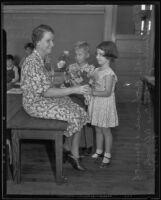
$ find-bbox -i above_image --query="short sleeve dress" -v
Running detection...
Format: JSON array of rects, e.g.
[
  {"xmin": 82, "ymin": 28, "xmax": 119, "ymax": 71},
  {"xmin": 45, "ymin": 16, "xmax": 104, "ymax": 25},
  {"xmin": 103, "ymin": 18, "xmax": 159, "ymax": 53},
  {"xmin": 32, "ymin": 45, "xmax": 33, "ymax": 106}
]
[
  {"xmin": 20, "ymin": 50, "xmax": 89, "ymax": 137},
  {"xmin": 88, "ymin": 67, "xmax": 119, "ymax": 128}
]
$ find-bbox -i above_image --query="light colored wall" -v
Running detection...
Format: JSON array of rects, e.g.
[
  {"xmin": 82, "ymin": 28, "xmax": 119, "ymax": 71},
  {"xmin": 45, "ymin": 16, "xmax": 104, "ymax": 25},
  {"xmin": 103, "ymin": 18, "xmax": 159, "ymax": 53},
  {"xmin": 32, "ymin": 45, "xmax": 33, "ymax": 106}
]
[{"xmin": 3, "ymin": 5, "xmax": 106, "ymax": 68}]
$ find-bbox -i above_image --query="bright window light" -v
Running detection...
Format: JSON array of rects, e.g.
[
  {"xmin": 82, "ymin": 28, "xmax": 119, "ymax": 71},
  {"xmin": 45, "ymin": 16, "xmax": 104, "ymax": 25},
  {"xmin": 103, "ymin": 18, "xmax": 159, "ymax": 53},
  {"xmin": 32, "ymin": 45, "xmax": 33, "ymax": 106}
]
[
  {"xmin": 150, "ymin": 5, "xmax": 153, "ymax": 10},
  {"xmin": 141, "ymin": 5, "xmax": 146, "ymax": 10},
  {"xmin": 141, "ymin": 20, "xmax": 145, "ymax": 31},
  {"xmin": 148, "ymin": 20, "xmax": 151, "ymax": 30}
]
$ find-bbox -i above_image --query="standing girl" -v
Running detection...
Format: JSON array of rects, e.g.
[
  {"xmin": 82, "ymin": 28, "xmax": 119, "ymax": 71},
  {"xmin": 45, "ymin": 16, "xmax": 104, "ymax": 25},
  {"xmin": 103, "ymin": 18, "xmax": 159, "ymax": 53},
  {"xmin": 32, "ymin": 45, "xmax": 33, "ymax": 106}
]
[{"xmin": 88, "ymin": 41, "xmax": 119, "ymax": 168}]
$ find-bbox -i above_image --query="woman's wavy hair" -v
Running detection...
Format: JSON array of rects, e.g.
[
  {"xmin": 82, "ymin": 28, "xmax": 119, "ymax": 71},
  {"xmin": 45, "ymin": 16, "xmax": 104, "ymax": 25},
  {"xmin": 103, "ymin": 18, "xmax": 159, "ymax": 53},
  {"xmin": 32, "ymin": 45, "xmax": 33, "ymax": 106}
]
[{"xmin": 32, "ymin": 24, "xmax": 55, "ymax": 47}]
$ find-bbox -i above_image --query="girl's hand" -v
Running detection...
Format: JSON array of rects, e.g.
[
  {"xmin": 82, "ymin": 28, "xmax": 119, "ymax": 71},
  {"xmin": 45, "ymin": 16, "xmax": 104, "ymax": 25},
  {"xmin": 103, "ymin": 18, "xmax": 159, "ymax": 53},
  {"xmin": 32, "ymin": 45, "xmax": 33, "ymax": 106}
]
[{"xmin": 73, "ymin": 85, "xmax": 91, "ymax": 94}]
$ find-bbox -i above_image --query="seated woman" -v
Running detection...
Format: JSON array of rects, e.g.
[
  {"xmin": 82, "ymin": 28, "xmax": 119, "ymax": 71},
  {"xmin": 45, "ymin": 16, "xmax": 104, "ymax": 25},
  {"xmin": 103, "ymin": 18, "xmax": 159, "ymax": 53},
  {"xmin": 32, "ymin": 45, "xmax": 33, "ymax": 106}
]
[
  {"xmin": 7, "ymin": 54, "xmax": 19, "ymax": 85},
  {"xmin": 20, "ymin": 24, "xmax": 91, "ymax": 171}
]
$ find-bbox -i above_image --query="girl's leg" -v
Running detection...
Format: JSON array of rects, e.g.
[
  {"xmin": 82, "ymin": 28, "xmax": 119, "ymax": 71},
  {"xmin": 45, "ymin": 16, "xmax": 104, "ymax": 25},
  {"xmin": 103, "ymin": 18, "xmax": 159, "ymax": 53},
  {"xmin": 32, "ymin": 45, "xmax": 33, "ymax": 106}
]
[
  {"xmin": 101, "ymin": 127, "xmax": 112, "ymax": 164},
  {"xmin": 92, "ymin": 126, "xmax": 104, "ymax": 158},
  {"xmin": 102, "ymin": 127, "xmax": 112, "ymax": 154}
]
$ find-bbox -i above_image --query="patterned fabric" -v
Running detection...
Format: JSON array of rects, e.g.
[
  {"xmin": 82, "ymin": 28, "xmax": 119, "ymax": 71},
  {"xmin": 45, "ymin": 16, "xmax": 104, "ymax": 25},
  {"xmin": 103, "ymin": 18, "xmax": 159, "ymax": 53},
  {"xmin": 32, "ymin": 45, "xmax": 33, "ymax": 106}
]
[
  {"xmin": 20, "ymin": 50, "xmax": 89, "ymax": 137},
  {"xmin": 67, "ymin": 62, "xmax": 95, "ymax": 86},
  {"xmin": 88, "ymin": 67, "xmax": 119, "ymax": 128},
  {"xmin": 67, "ymin": 63, "xmax": 95, "ymax": 105}
]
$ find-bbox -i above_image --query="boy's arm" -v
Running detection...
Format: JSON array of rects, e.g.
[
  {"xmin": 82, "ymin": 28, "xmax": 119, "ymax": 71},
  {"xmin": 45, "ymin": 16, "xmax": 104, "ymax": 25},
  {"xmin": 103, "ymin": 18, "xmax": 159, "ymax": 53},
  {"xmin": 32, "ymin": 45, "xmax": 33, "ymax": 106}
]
[{"xmin": 12, "ymin": 66, "xmax": 19, "ymax": 83}]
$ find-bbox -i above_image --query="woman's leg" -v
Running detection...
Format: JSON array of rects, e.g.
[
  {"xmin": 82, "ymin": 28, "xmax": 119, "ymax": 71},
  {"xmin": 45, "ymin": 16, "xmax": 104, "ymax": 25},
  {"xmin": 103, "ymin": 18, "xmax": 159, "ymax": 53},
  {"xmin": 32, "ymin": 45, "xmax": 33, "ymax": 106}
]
[
  {"xmin": 63, "ymin": 136, "xmax": 72, "ymax": 151},
  {"xmin": 71, "ymin": 131, "xmax": 82, "ymax": 158},
  {"xmin": 68, "ymin": 130, "xmax": 86, "ymax": 171}
]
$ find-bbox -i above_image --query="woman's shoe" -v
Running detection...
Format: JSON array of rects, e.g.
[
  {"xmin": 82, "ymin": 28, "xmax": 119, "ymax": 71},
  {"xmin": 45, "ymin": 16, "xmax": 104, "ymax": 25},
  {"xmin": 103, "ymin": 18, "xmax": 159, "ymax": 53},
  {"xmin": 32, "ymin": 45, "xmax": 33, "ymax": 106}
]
[
  {"xmin": 67, "ymin": 153, "xmax": 86, "ymax": 171},
  {"xmin": 100, "ymin": 156, "xmax": 111, "ymax": 168}
]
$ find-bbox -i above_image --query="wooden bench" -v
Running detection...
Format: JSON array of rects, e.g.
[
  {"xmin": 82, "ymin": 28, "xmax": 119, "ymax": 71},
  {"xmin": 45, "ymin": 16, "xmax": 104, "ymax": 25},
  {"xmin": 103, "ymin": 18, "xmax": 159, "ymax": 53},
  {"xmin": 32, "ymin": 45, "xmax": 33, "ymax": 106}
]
[{"xmin": 7, "ymin": 107, "xmax": 68, "ymax": 184}]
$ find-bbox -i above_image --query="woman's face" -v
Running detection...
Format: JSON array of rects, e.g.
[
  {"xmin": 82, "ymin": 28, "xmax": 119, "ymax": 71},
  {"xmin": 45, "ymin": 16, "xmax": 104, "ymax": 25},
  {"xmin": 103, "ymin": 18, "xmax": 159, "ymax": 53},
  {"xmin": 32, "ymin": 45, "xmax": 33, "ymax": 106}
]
[
  {"xmin": 37, "ymin": 31, "xmax": 55, "ymax": 55},
  {"xmin": 96, "ymin": 48, "xmax": 108, "ymax": 66}
]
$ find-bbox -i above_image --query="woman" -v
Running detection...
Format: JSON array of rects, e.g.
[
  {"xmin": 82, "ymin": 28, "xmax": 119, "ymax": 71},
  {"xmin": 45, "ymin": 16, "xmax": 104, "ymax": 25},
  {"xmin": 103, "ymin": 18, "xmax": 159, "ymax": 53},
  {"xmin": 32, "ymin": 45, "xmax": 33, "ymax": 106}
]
[{"xmin": 20, "ymin": 24, "xmax": 90, "ymax": 171}]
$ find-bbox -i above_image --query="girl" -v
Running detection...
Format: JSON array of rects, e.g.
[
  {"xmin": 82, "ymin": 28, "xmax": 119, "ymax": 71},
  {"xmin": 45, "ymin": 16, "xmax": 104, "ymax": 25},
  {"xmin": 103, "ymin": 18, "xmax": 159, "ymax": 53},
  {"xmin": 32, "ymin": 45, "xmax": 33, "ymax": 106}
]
[{"xmin": 88, "ymin": 41, "xmax": 119, "ymax": 168}]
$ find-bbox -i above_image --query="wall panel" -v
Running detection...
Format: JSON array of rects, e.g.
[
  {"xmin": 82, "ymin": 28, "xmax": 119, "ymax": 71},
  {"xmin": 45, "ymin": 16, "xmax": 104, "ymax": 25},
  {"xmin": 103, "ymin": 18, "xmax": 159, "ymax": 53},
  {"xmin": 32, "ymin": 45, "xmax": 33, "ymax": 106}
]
[{"xmin": 3, "ymin": 7, "xmax": 104, "ymax": 67}]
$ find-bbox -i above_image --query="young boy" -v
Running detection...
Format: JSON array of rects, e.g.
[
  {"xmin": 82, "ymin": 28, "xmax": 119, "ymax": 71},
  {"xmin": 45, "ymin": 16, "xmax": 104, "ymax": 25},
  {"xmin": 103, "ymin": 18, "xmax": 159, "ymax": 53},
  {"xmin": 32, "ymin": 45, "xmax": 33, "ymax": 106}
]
[
  {"xmin": 7, "ymin": 54, "xmax": 19, "ymax": 84},
  {"xmin": 67, "ymin": 41, "xmax": 95, "ymax": 86},
  {"xmin": 66, "ymin": 41, "xmax": 95, "ymax": 156}
]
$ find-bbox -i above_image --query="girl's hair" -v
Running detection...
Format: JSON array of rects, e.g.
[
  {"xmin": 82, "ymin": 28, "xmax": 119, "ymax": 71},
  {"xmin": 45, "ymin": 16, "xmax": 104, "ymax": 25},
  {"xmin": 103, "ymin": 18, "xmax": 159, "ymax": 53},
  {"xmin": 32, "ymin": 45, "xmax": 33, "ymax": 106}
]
[
  {"xmin": 7, "ymin": 54, "xmax": 14, "ymax": 61},
  {"xmin": 74, "ymin": 41, "xmax": 90, "ymax": 54},
  {"xmin": 32, "ymin": 24, "xmax": 55, "ymax": 47},
  {"xmin": 24, "ymin": 42, "xmax": 34, "ymax": 50},
  {"xmin": 97, "ymin": 41, "xmax": 118, "ymax": 61}
]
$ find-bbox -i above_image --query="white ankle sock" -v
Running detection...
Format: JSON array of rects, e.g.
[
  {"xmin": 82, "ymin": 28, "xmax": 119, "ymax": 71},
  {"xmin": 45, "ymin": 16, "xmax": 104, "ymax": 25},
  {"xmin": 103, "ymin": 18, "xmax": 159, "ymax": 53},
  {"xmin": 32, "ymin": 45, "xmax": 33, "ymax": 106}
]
[
  {"xmin": 91, "ymin": 149, "xmax": 103, "ymax": 158},
  {"xmin": 102, "ymin": 152, "xmax": 111, "ymax": 163},
  {"xmin": 104, "ymin": 152, "xmax": 111, "ymax": 158}
]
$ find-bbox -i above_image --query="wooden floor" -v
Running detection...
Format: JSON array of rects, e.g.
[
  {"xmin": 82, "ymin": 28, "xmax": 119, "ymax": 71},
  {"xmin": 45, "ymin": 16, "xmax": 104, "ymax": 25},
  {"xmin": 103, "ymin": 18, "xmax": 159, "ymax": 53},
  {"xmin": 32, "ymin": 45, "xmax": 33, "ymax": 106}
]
[{"xmin": 6, "ymin": 102, "xmax": 155, "ymax": 195}]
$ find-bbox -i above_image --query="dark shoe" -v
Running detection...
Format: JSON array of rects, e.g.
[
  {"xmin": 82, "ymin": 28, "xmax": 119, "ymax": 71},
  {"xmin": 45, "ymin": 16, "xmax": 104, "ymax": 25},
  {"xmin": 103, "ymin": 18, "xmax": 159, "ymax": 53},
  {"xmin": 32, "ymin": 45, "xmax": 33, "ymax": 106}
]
[
  {"xmin": 91, "ymin": 152, "xmax": 103, "ymax": 163},
  {"xmin": 99, "ymin": 156, "xmax": 111, "ymax": 168},
  {"xmin": 67, "ymin": 154, "xmax": 86, "ymax": 171}
]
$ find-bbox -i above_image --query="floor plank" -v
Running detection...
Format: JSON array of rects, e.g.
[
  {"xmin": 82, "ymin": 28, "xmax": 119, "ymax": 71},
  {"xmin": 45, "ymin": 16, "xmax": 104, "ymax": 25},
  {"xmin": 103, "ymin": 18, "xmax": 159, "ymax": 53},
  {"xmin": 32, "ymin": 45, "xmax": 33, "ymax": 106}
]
[{"xmin": 6, "ymin": 103, "xmax": 155, "ymax": 195}]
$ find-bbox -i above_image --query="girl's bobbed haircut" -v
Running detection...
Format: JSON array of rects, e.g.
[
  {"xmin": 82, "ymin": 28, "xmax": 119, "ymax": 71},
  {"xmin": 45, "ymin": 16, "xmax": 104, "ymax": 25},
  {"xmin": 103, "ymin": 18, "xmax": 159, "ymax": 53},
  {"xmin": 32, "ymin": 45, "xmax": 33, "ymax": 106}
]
[
  {"xmin": 97, "ymin": 41, "xmax": 118, "ymax": 61},
  {"xmin": 32, "ymin": 24, "xmax": 55, "ymax": 47}
]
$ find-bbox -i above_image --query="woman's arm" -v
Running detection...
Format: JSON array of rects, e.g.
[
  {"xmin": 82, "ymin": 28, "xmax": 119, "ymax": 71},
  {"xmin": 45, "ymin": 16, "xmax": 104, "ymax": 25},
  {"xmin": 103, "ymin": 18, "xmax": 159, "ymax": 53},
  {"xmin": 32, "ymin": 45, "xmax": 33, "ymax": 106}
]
[
  {"xmin": 43, "ymin": 85, "xmax": 90, "ymax": 98},
  {"xmin": 92, "ymin": 75, "xmax": 114, "ymax": 97},
  {"xmin": 12, "ymin": 66, "xmax": 19, "ymax": 83}
]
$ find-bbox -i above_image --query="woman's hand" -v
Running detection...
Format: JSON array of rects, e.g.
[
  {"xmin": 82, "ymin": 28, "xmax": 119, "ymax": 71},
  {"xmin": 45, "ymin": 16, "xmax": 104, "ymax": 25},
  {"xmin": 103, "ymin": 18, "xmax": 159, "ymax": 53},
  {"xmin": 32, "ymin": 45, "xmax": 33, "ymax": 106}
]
[{"xmin": 73, "ymin": 84, "xmax": 92, "ymax": 95}]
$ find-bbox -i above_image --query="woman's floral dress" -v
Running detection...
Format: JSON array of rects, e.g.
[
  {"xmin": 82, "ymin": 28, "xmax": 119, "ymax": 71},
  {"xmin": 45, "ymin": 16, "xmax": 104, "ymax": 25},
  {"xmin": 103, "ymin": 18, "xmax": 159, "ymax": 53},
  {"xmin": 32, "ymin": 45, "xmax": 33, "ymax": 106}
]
[{"xmin": 20, "ymin": 50, "xmax": 89, "ymax": 137}]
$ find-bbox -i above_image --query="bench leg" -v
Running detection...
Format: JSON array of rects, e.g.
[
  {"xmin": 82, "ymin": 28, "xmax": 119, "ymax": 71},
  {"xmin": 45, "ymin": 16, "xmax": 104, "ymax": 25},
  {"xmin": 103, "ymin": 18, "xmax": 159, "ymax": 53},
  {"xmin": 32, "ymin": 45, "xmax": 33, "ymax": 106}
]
[
  {"xmin": 12, "ymin": 130, "xmax": 21, "ymax": 184},
  {"xmin": 55, "ymin": 133, "xmax": 67, "ymax": 184},
  {"xmin": 6, "ymin": 144, "xmax": 13, "ymax": 180}
]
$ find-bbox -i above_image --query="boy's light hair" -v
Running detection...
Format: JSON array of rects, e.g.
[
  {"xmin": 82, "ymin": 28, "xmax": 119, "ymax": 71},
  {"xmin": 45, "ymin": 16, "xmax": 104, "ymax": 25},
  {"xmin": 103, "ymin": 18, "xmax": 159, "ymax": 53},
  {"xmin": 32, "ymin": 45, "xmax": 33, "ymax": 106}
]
[{"xmin": 74, "ymin": 41, "xmax": 90, "ymax": 54}]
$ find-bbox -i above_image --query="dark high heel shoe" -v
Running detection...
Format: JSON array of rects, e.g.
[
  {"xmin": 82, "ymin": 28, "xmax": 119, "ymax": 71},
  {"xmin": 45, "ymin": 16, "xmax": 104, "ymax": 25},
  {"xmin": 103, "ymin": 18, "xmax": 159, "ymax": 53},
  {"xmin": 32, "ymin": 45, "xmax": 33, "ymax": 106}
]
[{"xmin": 67, "ymin": 154, "xmax": 86, "ymax": 171}]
